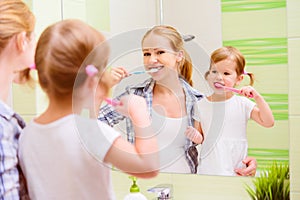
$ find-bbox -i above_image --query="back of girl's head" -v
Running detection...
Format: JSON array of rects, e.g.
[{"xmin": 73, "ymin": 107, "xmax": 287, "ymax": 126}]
[
  {"xmin": 0, "ymin": 0, "xmax": 35, "ymax": 81},
  {"xmin": 35, "ymin": 19, "xmax": 108, "ymax": 99},
  {"xmin": 142, "ymin": 25, "xmax": 193, "ymax": 86},
  {"xmin": 208, "ymin": 46, "xmax": 254, "ymax": 85}
]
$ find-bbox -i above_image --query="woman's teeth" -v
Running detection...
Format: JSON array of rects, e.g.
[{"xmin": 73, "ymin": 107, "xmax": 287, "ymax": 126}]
[{"xmin": 150, "ymin": 66, "xmax": 163, "ymax": 72}]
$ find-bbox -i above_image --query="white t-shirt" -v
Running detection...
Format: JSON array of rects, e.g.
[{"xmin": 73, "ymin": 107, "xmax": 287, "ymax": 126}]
[
  {"xmin": 19, "ymin": 114, "xmax": 120, "ymax": 200},
  {"xmin": 194, "ymin": 95, "xmax": 255, "ymax": 176},
  {"xmin": 151, "ymin": 110, "xmax": 190, "ymax": 173}
]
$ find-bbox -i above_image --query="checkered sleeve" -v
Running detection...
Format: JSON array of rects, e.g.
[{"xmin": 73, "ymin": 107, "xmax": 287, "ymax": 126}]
[
  {"xmin": 98, "ymin": 104, "xmax": 126, "ymax": 127},
  {"xmin": 18, "ymin": 165, "xmax": 30, "ymax": 200},
  {"xmin": 0, "ymin": 109, "xmax": 26, "ymax": 199},
  {"xmin": 98, "ymin": 90, "xmax": 131, "ymax": 127}
]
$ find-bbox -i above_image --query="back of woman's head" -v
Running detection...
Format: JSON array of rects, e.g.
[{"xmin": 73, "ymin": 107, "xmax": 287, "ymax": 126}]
[
  {"xmin": 35, "ymin": 19, "xmax": 107, "ymax": 99},
  {"xmin": 0, "ymin": 0, "xmax": 35, "ymax": 53},
  {"xmin": 0, "ymin": 0, "xmax": 35, "ymax": 82},
  {"xmin": 142, "ymin": 25, "xmax": 193, "ymax": 86},
  {"xmin": 209, "ymin": 46, "xmax": 254, "ymax": 85}
]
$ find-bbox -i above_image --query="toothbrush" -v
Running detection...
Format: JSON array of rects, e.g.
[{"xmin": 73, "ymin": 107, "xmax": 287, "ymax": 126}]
[
  {"xmin": 104, "ymin": 98, "xmax": 121, "ymax": 106},
  {"xmin": 130, "ymin": 68, "xmax": 159, "ymax": 75},
  {"xmin": 215, "ymin": 83, "xmax": 253, "ymax": 98}
]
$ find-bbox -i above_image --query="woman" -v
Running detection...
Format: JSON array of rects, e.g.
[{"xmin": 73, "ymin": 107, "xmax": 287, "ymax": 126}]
[
  {"xmin": 99, "ymin": 25, "xmax": 257, "ymax": 175},
  {"xmin": 0, "ymin": 0, "xmax": 35, "ymax": 198}
]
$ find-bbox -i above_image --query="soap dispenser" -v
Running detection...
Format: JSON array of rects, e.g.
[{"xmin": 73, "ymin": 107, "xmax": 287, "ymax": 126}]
[{"xmin": 124, "ymin": 176, "xmax": 148, "ymax": 200}]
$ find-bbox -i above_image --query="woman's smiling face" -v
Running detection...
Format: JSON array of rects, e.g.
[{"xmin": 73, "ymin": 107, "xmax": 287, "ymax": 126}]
[{"xmin": 142, "ymin": 33, "xmax": 182, "ymax": 81}]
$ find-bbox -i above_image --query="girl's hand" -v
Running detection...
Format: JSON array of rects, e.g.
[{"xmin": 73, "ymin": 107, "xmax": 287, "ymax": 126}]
[
  {"xmin": 239, "ymin": 86, "xmax": 259, "ymax": 99},
  {"xmin": 184, "ymin": 126, "xmax": 203, "ymax": 144},
  {"xmin": 115, "ymin": 94, "xmax": 150, "ymax": 127}
]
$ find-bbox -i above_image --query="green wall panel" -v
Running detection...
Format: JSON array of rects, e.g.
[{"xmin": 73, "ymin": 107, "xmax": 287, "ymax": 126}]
[{"xmin": 221, "ymin": 0, "xmax": 289, "ymax": 170}]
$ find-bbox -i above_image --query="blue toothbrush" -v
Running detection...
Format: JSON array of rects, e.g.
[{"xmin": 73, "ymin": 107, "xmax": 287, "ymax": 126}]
[{"xmin": 130, "ymin": 68, "xmax": 159, "ymax": 75}]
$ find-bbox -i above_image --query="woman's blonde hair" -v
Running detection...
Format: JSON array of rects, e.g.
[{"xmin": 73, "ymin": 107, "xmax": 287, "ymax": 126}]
[
  {"xmin": 142, "ymin": 25, "xmax": 194, "ymax": 86},
  {"xmin": 0, "ymin": 0, "xmax": 35, "ymax": 83}
]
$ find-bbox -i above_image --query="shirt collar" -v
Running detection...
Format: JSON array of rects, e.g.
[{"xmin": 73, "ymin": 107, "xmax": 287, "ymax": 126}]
[
  {"xmin": 126, "ymin": 78, "xmax": 155, "ymax": 93},
  {"xmin": 0, "ymin": 100, "xmax": 14, "ymax": 120},
  {"xmin": 180, "ymin": 78, "xmax": 204, "ymax": 102},
  {"xmin": 0, "ymin": 100, "xmax": 26, "ymax": 128}
]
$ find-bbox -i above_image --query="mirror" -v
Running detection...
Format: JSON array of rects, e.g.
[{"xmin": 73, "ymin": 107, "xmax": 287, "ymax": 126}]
[
  {"xmin": 30, "ymin": 0, "xmax": 288, "ymax": 176},
  {"xmin": 102, "ymin": 0, "xmax": 289, "ymax": 176}
]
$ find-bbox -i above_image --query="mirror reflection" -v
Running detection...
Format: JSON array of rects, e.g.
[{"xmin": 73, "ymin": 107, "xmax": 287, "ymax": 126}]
[
  {"xmin": 33, "ymin": 0, "xmax": 288, "ymax": 177},
  {"xmin": 98, "ymin": 0, "xmax": 289, "ymax": 176}
]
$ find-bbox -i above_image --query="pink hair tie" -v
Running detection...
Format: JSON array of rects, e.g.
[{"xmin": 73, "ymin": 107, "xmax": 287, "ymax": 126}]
[
  {"xmin": 85, "ymin": 65, "xmax": 98, "ymax": 76},
  {"xmin": 243, "ymin": 70, "xmax": 248, "ymax": 75},
  {"xmin": 29, "ymin": 64, "xmax": 36, "ymax": 70}
]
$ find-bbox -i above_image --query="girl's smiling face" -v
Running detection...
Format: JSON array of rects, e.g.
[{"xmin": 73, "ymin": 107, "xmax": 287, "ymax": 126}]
[
  {"xmin": 206, "ymin": 58, "xmax": 243, "ymax": 94},
  {"xmin": 142, "ymin": 33, "xmax": 182, "ymax": 81}
]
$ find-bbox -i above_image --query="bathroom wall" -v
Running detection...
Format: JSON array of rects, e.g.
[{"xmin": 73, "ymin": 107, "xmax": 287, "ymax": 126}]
[
  {"xmin": 221, "ymin": 0, "xmax": 289, "ymax": 172},
  {"xmin": 287, "ymin": 0, "xmax": 300, "ymax": 198},
  {"xmin": 12, "ymin": 0, "xmax": 300, "ymax": 199}
]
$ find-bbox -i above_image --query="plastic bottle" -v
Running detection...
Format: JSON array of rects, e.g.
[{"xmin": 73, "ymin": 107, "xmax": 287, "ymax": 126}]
[{"xmin": 124, "ymin": 176, "xmax": 147, "ymax": 200}]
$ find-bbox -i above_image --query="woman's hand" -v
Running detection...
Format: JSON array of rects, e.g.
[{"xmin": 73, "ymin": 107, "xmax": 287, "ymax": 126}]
[
  {"xmin": 184, "ymin": 126, "xmax": 203, "ymax": 144},
  {"xmin": 102, "ymin": 66, "xmax": 129, "ymax": 88},
  {"xmin": 235, "ymin": 156, "xmax": 257, "ymax": 176}
]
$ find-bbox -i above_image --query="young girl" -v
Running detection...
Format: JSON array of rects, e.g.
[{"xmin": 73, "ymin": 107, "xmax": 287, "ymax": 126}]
[
  {"xmin": 0, "ymin": 0, "xmax": 35, "ymax": 198},
  {"xmin": 18, "ymin": 19, "xmax": 159, "ymax": 199},
  {"xmin": 185, "ymin": 46, "xmax": 274, "ymax": 176}
]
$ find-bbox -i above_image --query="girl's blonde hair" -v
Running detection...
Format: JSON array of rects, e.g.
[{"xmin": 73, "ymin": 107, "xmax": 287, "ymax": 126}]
[
  {"xmin": 0, "ymin": 0, "xmax": 35, "ymax": 82},
  {"xmin": 207, "ymin": 46, "xmax": 254, "ymax": 85},
  {"xmin": 142, "ymin": 25, "xmax": 194, "ymax": 86},
  {"xmin": 35, "ymin": 19, "xmax": 108, "ymax": 99}
]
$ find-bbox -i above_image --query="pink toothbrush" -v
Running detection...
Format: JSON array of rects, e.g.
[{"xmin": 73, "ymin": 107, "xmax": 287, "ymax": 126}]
[
  {"xmin": 214, "ymin": 83, "xmax": 253, "ymax": 98},
  {"xmin": 104, "ymin": 98, "xmax": 121, "ymax": 106}
]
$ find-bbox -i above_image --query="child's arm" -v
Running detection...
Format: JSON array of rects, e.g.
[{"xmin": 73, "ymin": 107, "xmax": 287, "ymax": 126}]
[
  {"xmin": 184, "ymin": 121, "xmax": 204, "ymax": 144},
  {"xmin": 104, "ymin": 94, "xmax": 159, "ymax": 178},
  {"xmin": 240, "ymin": 86, "xmax": 274, "ymax": 128}
]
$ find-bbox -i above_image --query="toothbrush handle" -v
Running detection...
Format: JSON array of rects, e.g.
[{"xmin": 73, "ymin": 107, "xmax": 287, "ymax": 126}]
[
  {"xmin": 225, "ymin": 87, "xmax": 253, "ymax": 98},
  {"xmin": 130, "ymin": 71, "xmax": 145, "ymax": 75},
  {"xmin": 225, "ymin": 87, "xmax": 240, "ymax": 94},
  {"xmin": 104, "ymin": 98, "xmax": 121, "ymax": 106}
]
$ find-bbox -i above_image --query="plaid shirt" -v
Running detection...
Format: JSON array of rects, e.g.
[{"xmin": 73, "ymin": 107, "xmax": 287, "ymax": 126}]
[
  {"xmin": 98, "ymin": 78, "xmax": 203, "ymax": 173},
  {"xmin": 0, "ymin": 101, "xmax": 28, "ymax": 200}
]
